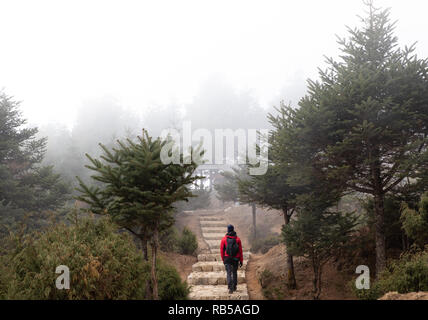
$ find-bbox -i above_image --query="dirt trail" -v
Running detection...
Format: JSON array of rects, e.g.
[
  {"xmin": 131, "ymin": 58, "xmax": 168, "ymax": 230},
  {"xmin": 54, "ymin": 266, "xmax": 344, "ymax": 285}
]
[
  {"xmin": 245, "ymin": 254, "xmax": 265, "ymax": 300},
  {"xmin": 160, "ymin": 252, "xmax": 197, "ymax": 282}
]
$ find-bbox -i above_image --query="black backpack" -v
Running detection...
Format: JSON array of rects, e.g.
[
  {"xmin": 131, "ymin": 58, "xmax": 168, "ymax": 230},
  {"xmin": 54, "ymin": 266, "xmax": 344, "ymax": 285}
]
[{"xmin": 225, "ymin": 237, "xmax": 239, "ymax": 258}]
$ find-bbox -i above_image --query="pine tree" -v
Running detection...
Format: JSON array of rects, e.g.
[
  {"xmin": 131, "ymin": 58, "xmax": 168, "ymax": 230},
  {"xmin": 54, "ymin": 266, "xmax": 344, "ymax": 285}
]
[
  {"xmin": 0, "ymin": 93, "xmax": 70, "ymax": 234},
  {"xmin": 230, "ymin": 116, "xmax": 311, "ymax": 289},
  {"xmin": 237, "ymin": 161, "xmax": 301, "ymax": 289},
  {"xmin": 214, "ymin": 166, "xmax": 259, "ymax": 242},
  {"xmin": 401, "ymin": 192, "xmax": 428, "ymax": 248},
  {"xmin": 75, "ymin": 130, "xmax": 201, "ymax": 299},
  {"xmin": 282, "ymin": 195, "xmax": 357, "ymax": 299},
  {"xmin": 290, "ymin": 2, "xmax": 428, "ymax": 277},
  {"xmin": 214, "ymin": 170, "xmax": 240, "ymax": 203},
  {"xmin": 214, "ymin": 107, "xmax": 310, "ymax": 289}
]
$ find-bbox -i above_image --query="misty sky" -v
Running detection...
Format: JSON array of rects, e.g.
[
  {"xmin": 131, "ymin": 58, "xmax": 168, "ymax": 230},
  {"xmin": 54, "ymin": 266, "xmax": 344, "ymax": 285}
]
[{"xmin": 0, "ymin": 0, "xmax": 427, "ymax": 130}]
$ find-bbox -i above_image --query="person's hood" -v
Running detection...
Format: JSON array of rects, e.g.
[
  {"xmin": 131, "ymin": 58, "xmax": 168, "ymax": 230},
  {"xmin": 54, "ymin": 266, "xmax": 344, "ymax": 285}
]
[{"xmin": 226, "ymin": 231, "xmax": 237, "ymax": 237}]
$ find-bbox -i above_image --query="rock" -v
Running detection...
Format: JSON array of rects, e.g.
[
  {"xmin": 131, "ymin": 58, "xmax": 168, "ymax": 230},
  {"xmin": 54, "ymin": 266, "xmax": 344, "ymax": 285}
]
[
  {"xmin": 187, "ymin": 271, "xmax": 246, "ymax": 285},
  {"xmin": 189, "ymin": 285, "xmax": 249, "ymax": 300},
  {"xmin": 192, "ymin": 261, "xmax": 248, "ymax": 272},
  {"xmin": 379, "ymin": 291, "xmax": 428, "ymax": 300}
]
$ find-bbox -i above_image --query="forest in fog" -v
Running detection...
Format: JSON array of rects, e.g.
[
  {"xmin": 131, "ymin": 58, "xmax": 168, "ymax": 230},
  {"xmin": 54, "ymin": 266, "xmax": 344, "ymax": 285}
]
[{"xmin": 1, "ymin": 1, "xmax": 428, "ymax": 303}]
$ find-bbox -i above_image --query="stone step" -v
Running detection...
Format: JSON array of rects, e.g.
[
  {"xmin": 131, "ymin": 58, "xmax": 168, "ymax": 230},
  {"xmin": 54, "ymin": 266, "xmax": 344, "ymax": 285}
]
[
  {"xmin": 192, "ymin": 261, "xmax": 248, "ymax": 272},
  {"xmin": 200, "ymin": 221, "xmax": 227, "ymax": 228},
  {"xmin": 206, "ymin": 239, "xmax": 221, "ymax": 249},
  {"xmin": 197, "ymin": 253, "xmax": 223, "ymax": 262},
  {"xmin": 187, "ymin": 271, "xmax": 246, "ymax": 285},
  {"xmin": 182, "ymin": 210, "xmax": 224, "ymax": 216},
  {"xmin": 202, "ymin": 233, "xmax": 225, "ymax": 240},
  {"xmin": 201, "ymin": 227, "xmax": 226, "ymax": 233},
  {"xmin": 189, "ymin": 284, "xmax": 249, "ymax": 300},
  {"xmin": 197, "ymin": 252, "xmax": 251, "ymax": 262},
  {"xmin": 199, "ymin": 216, "xmax": 224, "ymax": 221},
  {"xmin": 210, "ymin": 248, "xmax": 251, "ymax": 255}
]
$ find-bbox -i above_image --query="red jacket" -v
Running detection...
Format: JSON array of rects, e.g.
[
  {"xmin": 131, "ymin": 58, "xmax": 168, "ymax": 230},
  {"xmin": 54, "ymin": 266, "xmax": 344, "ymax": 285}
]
[{"xmin": 220, "ymin": 233, "xmax": 243, "ymax": 264}]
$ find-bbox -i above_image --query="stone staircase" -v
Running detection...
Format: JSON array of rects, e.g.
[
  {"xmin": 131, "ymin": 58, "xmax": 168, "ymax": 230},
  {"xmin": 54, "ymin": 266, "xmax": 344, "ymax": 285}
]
[{"xmin": 188, "ymin": 215, "xmax": 250, "ymax": 300}]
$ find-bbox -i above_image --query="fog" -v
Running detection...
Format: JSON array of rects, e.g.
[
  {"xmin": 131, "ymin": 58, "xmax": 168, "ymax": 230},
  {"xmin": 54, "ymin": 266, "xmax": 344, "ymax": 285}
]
[{"xmin": 1, "ymin": 0, "xmax": 428, "ymax": 176}]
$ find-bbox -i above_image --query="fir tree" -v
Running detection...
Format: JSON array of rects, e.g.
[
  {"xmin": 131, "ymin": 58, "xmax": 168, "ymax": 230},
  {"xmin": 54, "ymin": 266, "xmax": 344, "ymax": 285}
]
[
  {"xmin": 290, "ymin": 1, "xmax": 428, "ymax": 276},
  {"xmin": 236, "ymin": 162, "xmax": 301, "ymax": 289},
  {"xmin": 214, "ymin": 169, "xmax": 240, "ymax": 204},
  {"xmin": 0, "ymin": 93, "xmax": 70, "ymax": 234},
  {"xmin": 401, "ymin": 192, "xmax": 428, "ymax": 248},
  {"xmin": 214, "ymin": 166, "xmax": 259, "ymax": 242},
  {"xmin": 76, "ymin": 130, "xmax": 202, "ymax": 299},
  {"xmin": 282, "ymin": 195, "xmax": 357, "ymax": 299},
  {"xmin": 227, "ymin": 119, "xmax": 309, "ymax": 289}
]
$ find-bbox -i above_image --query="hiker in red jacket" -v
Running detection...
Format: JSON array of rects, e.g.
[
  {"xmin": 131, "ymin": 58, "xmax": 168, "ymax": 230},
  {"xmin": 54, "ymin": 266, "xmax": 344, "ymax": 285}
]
[{"xmin": 220, "ymin": 224, "xmax": 243, "ymax": 294}]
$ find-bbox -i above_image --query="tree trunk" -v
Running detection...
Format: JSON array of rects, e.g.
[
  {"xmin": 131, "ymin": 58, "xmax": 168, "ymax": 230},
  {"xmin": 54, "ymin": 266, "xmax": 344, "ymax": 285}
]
[
  {"xmin": 209, "ymin": 170, "xmax": 213, "ymax": 192},
  {"xmin": 312, "ymin": 264, "xmax": 319, "ymax": 300},
  {"xmin": 314, "ymin": 263, "xmax": 323, "ymax": 300},
  {"xmin": 374, "ymin": 192, "xmax": 386, "ymax": 277},
  {"xmin": 151, "ymin": 227, "xmax": 159, "ymax": 300},
  {"xmin": 141, "ymin": 237, "xmax": 149, "ymax": 261},
  {"xmin": 145, "ymin": 279, "xmax": 153, "ymax": 299},
  {"xmin": 370, "ymin": 149, "xmax": 387, "ymax": 278},
  {"xmin": 139, "ymin": 235, "xmax": 152, "ymax": 298},
  {"xmin": 283, "ymin": 210, "xmax": 297, "ymax": 289},
  {"xmin": 252, "ymin": 203, "xmax": 257, "ymax": 240},
  {"xmin": 199, "ymin": 172, "xmax": 204, "ymax": 190},
  {"xmin": 136, "ymin": 226, "xmax": 149, "ymax": 262},
  {"xmin": 312, "ymin": 265, "xmax": 318, "ymax": 299},
  {"xmin": 317, "ymin": 269, "xmax": 322, "ymax": 300}
]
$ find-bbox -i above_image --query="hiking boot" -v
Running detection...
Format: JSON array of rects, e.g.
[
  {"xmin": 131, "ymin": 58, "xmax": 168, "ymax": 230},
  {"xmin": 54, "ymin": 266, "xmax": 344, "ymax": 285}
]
[{"xmin": 228, "ymin": 288, "xmax": 233, "ymax": 294}]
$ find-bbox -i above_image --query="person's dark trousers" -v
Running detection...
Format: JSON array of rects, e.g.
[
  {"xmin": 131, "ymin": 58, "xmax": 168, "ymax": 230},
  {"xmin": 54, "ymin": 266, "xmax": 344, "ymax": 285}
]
[{"xmin": 224, "ymin": 260, "xmax": 238, "ymax": 291}]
